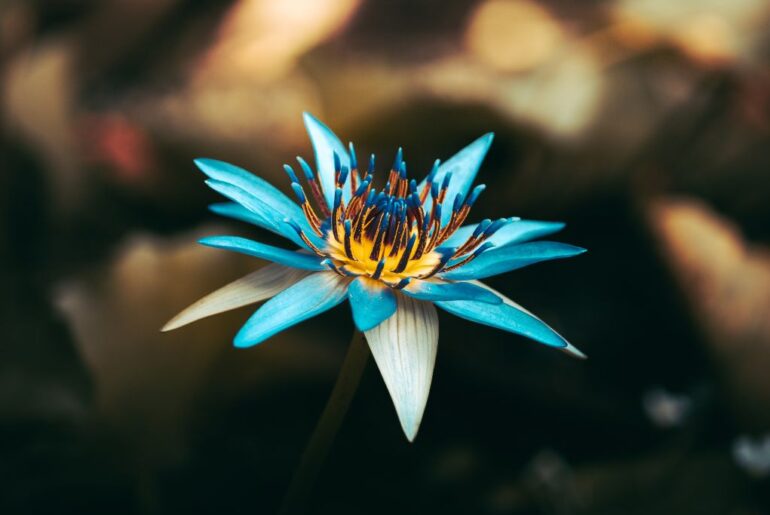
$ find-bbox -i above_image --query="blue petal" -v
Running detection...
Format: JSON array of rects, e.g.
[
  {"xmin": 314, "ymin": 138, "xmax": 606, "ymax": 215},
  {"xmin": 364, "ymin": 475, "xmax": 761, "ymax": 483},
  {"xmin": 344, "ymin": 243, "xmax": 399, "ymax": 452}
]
[
  {"xmin": 234, "ymin": 272, "xmax": 349, "ymax": 347},
  {"xmin": 199, "ymin": 235, "xmax": 327, "ymax": 271},
  {"xmin": 418, "ymin": 133, "xmax": 494, "ymax": 226},
  {"xmin": 452, "ymin": 280, "xmax": 585, "ymax": 358},
  {"xmin": 436, "ymin": 297, "xmax": 567, "ymax": 348},
  {"xmin": 195, "ymin": 158, "xmax": 305, "ymax": 220},
  {"xmin": 441, "ymin": 218, "xmax": 565, "ymax": 248},
  {"xmin": 209, "ymin": 202, "xmax": 269, "ymax": 228},
  {"xmin": 347, "ymin": 277, "xmax": 398, "ymax": 331},
  {"xmin": 205, "ymin": 180, "xmax": 324, "ymax": 250},
  {"xmin": 303, "ymin": 112, "xmax": 352, "ymax": 209},
  {"xmin": 402, "ymin": 279, "xmax": 502, "ymax": 304},
  {"xmin": 440, "ymin": 241, "xmax": 586, "ymax": 280}
]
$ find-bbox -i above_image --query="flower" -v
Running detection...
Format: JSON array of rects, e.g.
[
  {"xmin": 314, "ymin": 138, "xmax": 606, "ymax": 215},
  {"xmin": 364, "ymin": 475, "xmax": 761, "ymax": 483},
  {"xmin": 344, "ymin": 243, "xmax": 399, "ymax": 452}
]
[{"xmin": 163, "ymin": 112, "xmax": 586, "ymax": 441}]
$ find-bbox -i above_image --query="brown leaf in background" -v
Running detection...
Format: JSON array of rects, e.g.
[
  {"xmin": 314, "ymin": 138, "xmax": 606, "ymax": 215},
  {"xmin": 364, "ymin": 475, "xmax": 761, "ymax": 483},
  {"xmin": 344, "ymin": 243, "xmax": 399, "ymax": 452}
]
[
  {"xmin": 649, "ymin": 198, "xmax": 770, "ymax": 428},
  {"xmin": 54, "ymin": 227, "xmax": 343, "ymax": 466}
]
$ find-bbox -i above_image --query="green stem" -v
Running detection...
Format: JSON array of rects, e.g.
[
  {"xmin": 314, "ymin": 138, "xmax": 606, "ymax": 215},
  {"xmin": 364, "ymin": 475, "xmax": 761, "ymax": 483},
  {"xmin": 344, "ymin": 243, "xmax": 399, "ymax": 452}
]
[{"xmin": 279, "ymin": 330, "xmax": 369, "ymax": 514}]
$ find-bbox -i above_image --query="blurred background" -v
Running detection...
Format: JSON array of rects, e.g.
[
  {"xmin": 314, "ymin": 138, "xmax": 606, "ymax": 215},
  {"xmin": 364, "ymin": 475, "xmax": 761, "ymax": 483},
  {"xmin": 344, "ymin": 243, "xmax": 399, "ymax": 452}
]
[{"xmin": 2, "ymin": 0, "xmax": 770, "ymax": 513}]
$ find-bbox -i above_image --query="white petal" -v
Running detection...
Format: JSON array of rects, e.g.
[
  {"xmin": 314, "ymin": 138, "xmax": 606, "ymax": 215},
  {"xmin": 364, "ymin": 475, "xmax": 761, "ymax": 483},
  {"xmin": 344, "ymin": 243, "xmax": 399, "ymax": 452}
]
[
  {"xmin": 364, "ymin": 294, "xmax": 439, "ymax": 442},
  {"xmin": 469, "ymin": 280, "xmax": 586, "ymax": 359},
  {"xmin": 161, "ymin": 264, "xmax": 310, "ymax": 331}
]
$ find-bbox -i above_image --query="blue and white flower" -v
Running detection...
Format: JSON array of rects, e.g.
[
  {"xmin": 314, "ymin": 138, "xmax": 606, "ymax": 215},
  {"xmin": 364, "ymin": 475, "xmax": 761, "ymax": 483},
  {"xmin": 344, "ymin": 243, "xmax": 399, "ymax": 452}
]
[{"xmin": 163, "ymin": 113, "xmax": 586, "ymax": 441}]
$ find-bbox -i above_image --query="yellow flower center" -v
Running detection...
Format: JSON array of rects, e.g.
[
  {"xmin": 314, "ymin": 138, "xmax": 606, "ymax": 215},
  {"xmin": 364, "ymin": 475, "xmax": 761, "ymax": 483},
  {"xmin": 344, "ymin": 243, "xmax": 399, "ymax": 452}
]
[{"xmin": 286, "ymin": 152, "xmax": 490, "ymax": 287}]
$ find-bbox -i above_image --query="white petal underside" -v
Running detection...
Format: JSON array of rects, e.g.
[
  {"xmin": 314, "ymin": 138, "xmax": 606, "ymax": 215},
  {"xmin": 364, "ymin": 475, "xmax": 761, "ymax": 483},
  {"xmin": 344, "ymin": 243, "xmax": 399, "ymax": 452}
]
[
  {"xmin": 469, "ymin": 280, "xmax": 586, "ymax": 359},
  {"xmin": 161, "ymin": 264, "xmax": 310, "ymax": 331},
  {"xmin": 364, "ymin": 294, "xmax": 439, "ymax": 442}
]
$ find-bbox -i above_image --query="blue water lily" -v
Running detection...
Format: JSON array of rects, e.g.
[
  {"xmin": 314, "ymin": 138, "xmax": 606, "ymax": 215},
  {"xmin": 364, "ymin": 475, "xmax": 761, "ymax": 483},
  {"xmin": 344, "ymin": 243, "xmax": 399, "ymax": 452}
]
[{"xmin": 163, "ymin": 113, "xmax": 586, "ymax": 441}]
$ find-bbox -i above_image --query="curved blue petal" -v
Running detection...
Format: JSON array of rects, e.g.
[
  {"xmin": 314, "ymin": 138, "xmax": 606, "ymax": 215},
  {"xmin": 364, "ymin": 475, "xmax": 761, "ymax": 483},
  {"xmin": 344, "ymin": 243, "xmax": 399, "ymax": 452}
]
[
  {"xmin": 234, "ymin": 272, "xmax": 349, "ymax": 347},
  {"xmin": 347, "ymin": 277, "xmax": 398, "ymax": 331},
  {"xmin": 303, "ymin": 112, "xmax": 352, "ymax": 209},
  {"xmin": 199, "ymin": 235, "xmax": 327, "ymax": 271},
  {"xmin": 195, "ymin": 158, "xmax": 304, "ymax": 220},
  {"xmin": 205, "ymin": 180, "xmax": 325, "ymax": 250},
  {"xmin": 418, "ymin": 133, "xmax": 494, "ymax": 226},
  {"xmin": 436, "ymin": 297, "xmax": 567, "ymax": 348},
  {"xmin": 462, "ymin": 280, "xmax": 586, "ymax": 358},
  {"xmin": 209, "ymin": 202, "xmax": 270, "ymax": 228},
  {"xmin": 402, "ymin": 279, "xmax": 502, "ymax": 304},
  {"xmin": 441, "ymin": 218, "xmax": 565, "ymax": 249},
  {"xmin": 441, "ymin": 241, "xmax": 586, "ymax": 280}
]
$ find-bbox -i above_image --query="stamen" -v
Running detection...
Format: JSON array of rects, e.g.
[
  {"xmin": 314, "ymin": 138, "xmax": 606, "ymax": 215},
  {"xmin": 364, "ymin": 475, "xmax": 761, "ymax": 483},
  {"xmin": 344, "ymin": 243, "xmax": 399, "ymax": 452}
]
[
  {"xmin": 388, "ymin": 202, "xmax": 407, "ymax": 256},
  {"xmin": 454, "ymin": 217, "xmax": 505, "ymax": 257},
  {"xmin": 455, "ymin": 218, "xmax": 491, "ymax": 256},
  {"xmin": 392, "ymin": 147, "xmax": 403, "ymax": 172},
  {"xmin": 336, "ymin": 166, "xmax": 349, "ymax": 188},
  {"xmin": 348, "ymin": 142, "xmax": 359, "ymax": 193},
  {"xmin": 394, "ymin": 277, "xmax": 411, "ymax": 289},
  {"xmin": 369, "ymin": 202, "xmax": 393, "ymax": 260},
  {"xmin": 396, "ymin": 161, "xmax": 409, "ymax": 197},
  {"xmin": 371, "ymin": 258, "xmax": 386, "ymax": 280},
  {"xmin": 426, "ymin": 203, "xmax": 443, "ymax": 250},
  {"xmin": 289, "ymin": 142, "xmax": 494, "ymax": 285},
  {"xmin": 343, "ymin": 219, "xmax": 355, "ymax": 260},
  {"xmin": 321, "ymin": 258, "xmax": 350, "ymax": 277},
  {"xmin": 466, "ymin": 184, "xmax": 486, "ymax": 206},
  {"xmin": 290, "ymin": 182, "xmax": 306, "ymax": 203},
  {"xmin": 302, "ymin": 205, "xmax": 323, "ymax": 236},
  {"xmin": 430, "ymin": 182, "xmax": 439, "ymax": 202},
  {"xmin": 437, "ymin": 184, "xmax": 486, "ymax": 245},
  {"xmin": 484, "ymin": 217, "xmax": 507, "ymax": 237},
  {"xmin": 296, "ymin": 157, "xmax": 330, "ymax": 217},
  {"xmin": 420, "ymin": 247, "xmax": 456, "ymax": 279},
  {"xmin": 285, "ymin": 164, "xmax": 323, "ymax": 233},
  {"xmin": 284, "ymin": 218, "xmax": 324, "ymax": 255},
  {"xmin": 437, "ymin": 172, "xmax": 452, "ymax": 204},
  {"xmin": 419, "ymin": 159, "xmax": 440, "ymax": 202},
  {"xmin": 353, "ymin": 190, "xmax": 376, "ymax": 242},
  {"xmin": 343, "ymin": 176, "xmax": 371, "ymax": 221},
  {"xmin": 332, "ymin": 187, "xmax": 344, "ymax": 242},
  {"xmin": 412, "ymin": 213, "xmax": 431, "ymax": 259},
  {"xmin": 391, "ymin": 233, "xmax": 417, "ymax": 273},
  {"xmin": 441, "ymin": 242, "xmax": 495, "ymax": 272},
  {"xmin": 283, "ymin": 164, "xmax": 300, "ymax": 184}
]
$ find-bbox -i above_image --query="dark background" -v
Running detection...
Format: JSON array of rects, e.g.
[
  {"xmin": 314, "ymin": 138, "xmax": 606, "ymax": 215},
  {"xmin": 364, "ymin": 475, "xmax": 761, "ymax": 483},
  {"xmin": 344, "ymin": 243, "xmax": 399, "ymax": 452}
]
[{"xmin": 2, "ymin": 0, "xmax": 770, "ymax": 513}]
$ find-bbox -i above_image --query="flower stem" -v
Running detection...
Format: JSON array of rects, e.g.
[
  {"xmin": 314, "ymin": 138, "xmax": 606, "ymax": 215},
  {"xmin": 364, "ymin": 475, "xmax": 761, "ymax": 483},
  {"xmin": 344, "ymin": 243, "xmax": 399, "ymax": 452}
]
[{"xmin": 279, "ymin": 330, "xmax": 369, "ymax": 514}]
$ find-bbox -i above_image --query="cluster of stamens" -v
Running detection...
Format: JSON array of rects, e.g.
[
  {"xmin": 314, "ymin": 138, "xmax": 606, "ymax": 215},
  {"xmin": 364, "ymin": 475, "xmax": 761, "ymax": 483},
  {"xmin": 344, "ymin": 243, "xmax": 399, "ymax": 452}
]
[{"xmin": 283, "ymin": 145, "xmax": 505, "ymax": 287}]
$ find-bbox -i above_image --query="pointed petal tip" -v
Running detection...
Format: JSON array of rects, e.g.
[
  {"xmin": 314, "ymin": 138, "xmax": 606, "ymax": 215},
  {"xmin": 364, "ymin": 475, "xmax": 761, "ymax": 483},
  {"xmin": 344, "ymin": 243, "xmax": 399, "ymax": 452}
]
[
  {"xmin": 233, "ymin": 320, "xmax": 262, "ymax": 349},
  {"xmin": 233, "ymin": 332, "xmax": 257, "ymax": 348},
  {"xmin": 194, "ymin": 157, "xmax": 222, "ymax": 174},
  {"xmin": 302, "ymin": 111, "xmax": 322, "ymax": 128},
  {"xmin": 562, "ymin": 342, "xmax": 587, "ymax": 359},
  {"xmin": 197, "ymin": 236, "xmax": 217, "ymax": 246},
  {"xmin": 365, "ymin": 296, "xmax": 437, "ymax": 446},
  {"xmin": 402, "ymin": 422, "xmax": 420, "ymax": 442},
  {"xmin": 207, "ymin": 202, "xmax": 226, "ymax": 214},
  {"xmin": 394, "ymin": 402, "xmax": 422, "ymax": 442}
]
